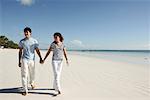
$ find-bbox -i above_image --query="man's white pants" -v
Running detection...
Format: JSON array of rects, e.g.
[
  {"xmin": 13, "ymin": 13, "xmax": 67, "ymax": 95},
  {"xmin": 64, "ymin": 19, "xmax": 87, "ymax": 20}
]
[
  {"xmin": 21, "ymin": 59, "xmax": 35, "ymax": 93},
  {"xmin": 52, "ymin": 60, "xmax": 63, "ymax": 91}
]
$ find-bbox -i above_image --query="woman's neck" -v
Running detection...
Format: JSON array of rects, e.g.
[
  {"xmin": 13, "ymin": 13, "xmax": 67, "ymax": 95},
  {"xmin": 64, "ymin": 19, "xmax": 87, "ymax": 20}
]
[{"xmin": 55, "ymin": 41, "xmax": 61, "ymax": 44}]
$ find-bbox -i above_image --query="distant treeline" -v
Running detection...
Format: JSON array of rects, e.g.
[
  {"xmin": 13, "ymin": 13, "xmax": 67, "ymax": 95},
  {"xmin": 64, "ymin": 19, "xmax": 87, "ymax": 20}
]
[{"xmin": 0, "ymin": 35, "xmax": 18, "ymax": 49}]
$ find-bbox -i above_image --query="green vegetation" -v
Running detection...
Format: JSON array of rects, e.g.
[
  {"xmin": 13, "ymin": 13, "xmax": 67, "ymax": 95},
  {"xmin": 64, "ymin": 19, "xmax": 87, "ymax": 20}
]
[{"xmin": 0, "ymin": 35, "xmax": 18, "ymax": 49}]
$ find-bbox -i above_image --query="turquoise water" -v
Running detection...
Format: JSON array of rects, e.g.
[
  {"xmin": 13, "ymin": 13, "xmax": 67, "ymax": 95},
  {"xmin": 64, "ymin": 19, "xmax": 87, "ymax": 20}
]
[{"xmin": 67, "ymin": 50, "xmax": 150, "ymax": 66}]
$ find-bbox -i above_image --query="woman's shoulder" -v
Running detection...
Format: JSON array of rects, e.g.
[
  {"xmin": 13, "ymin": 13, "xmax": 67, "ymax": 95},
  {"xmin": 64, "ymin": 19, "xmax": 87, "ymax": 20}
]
[
  {"xmin": 51, "ymin": 41, "xmax": 56, "ymax": 45},
  {"xmin": 50, "ymin": 41, "xmax": 65, "ymax": 47},
  {"xmin": 50, "ymin": 41, "xmax": 56, "ymax": 47}
]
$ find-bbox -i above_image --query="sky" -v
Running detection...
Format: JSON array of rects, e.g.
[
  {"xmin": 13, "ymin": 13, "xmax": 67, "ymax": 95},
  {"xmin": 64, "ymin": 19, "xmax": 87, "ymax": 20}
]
[{"xmin": 0, "ymin": 0, "xmax": 150, "ymax": 50}]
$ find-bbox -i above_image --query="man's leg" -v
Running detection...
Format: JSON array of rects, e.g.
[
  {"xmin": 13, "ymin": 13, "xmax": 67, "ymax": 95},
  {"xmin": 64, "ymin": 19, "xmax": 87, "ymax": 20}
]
[
  {"xmin": 21, "ymin": 59, "xmax": 29, "ymax": 95},
  {"xmin": 28, "ymin": 60, "xmax": 35, "ymax": 89}
]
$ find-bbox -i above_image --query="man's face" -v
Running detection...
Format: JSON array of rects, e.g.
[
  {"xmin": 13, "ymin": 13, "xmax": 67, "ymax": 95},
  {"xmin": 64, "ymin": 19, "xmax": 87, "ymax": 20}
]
[{"xmin": 24, "ymin": 31, "xmax": 31, "ymax": 38}]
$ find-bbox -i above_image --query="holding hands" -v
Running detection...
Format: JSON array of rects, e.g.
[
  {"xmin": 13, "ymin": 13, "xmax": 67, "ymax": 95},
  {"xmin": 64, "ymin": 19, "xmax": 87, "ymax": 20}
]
[
  {"xmin": 39, "ymin": 42, "xmax": 69, "ymax": 66},
  {"xmin": 39, "ymin": 57, "xmax": 69, "ymax": 66},
  {"xmin": 39, "ymin": 58, "xmax": 44, "ymax": 64}
]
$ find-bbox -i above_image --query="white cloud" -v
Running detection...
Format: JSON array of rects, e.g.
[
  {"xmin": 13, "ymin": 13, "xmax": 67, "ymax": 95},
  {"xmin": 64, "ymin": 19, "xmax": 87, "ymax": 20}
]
[
  {"xmin": 130, "ymin": 43, "xmax": 150, "ymax": 50},
  {"xmin": 145, "ymin": 43, "xmax": 150, "ymax": 49},
  {"xmin": 143, "ymin": 43, "xmax": 150, "ymax": 47},
  {"xmin": 70, "ymin": 40, "xmax": 83, "ymax": 46},
  {"xmin": 16, "ymin": 0, "xmax": 35, "ymax": 6},
  {"xmin": 69, "ymin": 39, "xmax": 102, "ymax": 50},
  {"xmin": 68, "ymin": 40, "xmax": 85, "ymax": 49},
  {"xmin": 148, "ymin": 43, "xmax": 150, "ymax": 46}
]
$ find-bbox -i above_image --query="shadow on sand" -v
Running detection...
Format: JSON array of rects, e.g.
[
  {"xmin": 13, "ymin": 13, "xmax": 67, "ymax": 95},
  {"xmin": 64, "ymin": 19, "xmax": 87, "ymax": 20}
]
[{"xmin": 0, "ymin": 87, "xmax": 57, "ymax": 96}]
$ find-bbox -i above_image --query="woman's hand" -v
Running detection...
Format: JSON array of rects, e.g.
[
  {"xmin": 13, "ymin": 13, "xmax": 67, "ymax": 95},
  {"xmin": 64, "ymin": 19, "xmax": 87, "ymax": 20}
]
[{"xmin": 66, "ymin": 60, "xmax": 69, "ymax": 66}]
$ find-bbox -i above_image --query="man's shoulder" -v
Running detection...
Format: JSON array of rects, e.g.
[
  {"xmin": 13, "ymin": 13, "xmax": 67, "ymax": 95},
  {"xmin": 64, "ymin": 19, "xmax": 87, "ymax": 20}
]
[
  {"xmin": 30, "ymin": 37, "xmax": 38, "ymax": 42},
  {"xmin": 19, "ymin": 38, "xmax": 26, "ymax": 42}
]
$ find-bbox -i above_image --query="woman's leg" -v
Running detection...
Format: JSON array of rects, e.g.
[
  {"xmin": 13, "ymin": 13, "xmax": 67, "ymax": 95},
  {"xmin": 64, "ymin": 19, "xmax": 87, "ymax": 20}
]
[
  {"xmin": 57, "ymin": 60, "xmax": 63, "ymax": 91},
  {"xmin": 52, "ymin": 60, "xmax": 58, "ymax": 90},
  {"xmin": 52, "ymin": 60, "xmax": 63, "ymax": 92}
]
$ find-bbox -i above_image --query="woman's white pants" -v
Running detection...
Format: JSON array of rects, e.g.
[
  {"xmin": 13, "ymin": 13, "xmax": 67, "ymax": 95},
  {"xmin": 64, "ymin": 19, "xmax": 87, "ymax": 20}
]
[{"xmin": 52, "ymin": 60, "xmax": 63, "ymax": 92}]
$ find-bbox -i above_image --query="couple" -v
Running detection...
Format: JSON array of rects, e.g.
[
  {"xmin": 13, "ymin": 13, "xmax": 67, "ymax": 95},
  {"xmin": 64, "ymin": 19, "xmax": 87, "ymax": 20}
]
[{"xmin": 18, "ymin": 27, "xmax": 69, "ymax": 96}]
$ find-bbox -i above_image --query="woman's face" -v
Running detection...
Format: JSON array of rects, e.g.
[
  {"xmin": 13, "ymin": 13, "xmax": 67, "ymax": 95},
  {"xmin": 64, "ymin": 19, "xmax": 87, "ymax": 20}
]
[{"xmin": 54, "ymin": 35, "xmax": 60, "ymax": 42}]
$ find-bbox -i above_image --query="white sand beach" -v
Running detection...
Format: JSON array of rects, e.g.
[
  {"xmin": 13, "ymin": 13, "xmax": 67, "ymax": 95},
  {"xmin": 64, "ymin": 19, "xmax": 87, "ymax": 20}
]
[{"xmin": 0, "ymin": 49, "xmax": 149, "ymax": 100}]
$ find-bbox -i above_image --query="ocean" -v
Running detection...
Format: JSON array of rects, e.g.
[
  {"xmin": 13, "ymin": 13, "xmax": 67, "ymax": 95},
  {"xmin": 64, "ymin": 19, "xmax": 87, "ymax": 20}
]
[{"xmin": 67, "ymin": 50, "xmax": 150, "ymax": 66}]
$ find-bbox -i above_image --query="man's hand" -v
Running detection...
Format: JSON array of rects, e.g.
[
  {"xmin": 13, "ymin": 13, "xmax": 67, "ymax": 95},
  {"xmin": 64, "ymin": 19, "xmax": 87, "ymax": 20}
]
[
  {"xmin": 35, "ymin": 48, "xmax": 43, "ymax": 64},
  {"xmin": 18, "ymin": 48, "xmax": 22, "ymax": 68},
  {"xmin": 18, "ymin": 62, "xmax": 21, "ymax": 67}
]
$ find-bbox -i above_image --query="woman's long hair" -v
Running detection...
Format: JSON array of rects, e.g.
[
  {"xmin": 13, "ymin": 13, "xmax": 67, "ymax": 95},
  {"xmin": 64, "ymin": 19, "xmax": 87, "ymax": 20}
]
[{"xmin": 53, "ymin": 32, "xmax": 64, "ymax": 42}]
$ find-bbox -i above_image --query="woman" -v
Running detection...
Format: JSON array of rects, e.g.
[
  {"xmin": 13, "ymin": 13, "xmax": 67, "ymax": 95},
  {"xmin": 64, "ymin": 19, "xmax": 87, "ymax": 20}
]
[{"xmin": 42, "ymin": 32, "xmax": 69, "ymax": 95}]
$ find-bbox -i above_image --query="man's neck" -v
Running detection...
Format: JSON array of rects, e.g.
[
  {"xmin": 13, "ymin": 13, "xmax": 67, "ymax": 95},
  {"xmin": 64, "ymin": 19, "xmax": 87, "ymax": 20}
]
[{"xmin": 25, "ymin": 37, "xmax": 31, "ymax": 39}]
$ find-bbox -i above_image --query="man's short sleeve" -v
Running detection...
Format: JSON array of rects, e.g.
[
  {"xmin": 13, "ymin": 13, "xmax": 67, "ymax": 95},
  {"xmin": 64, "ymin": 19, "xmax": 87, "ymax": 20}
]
[
  {"xmin": 19, "ymin": 40, "xmax": 23, "ymax": 48},
  {"xmin": 34, "ymin": 39, "xmax": 39, "ymax": 49}
]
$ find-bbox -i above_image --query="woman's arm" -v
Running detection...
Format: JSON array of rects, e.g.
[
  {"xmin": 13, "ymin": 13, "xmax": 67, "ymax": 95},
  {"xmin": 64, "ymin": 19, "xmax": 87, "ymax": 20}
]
[
  {"xmin": 63, "ymin": 48, "xmax": 69, "ymax": 65},
  {"xmin": 44, "ymin": 47, "xmax": 52, "ymax": 61}
]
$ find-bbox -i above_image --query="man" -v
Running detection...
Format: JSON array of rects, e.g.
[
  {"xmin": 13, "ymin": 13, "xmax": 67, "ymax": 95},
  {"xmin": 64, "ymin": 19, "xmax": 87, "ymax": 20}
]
[{"xmin": 18, "ymin": 27, "xmax": 42, "ymax": 96}]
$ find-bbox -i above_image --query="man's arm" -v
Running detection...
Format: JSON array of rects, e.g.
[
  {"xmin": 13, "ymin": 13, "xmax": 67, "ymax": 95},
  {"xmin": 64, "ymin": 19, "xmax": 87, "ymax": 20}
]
[
  {"xmin": 35, "ymin": 48, "xmax": 43, "ymax": 63},
  {"xmin": 18, "ymin": 48, "xmax": 23, "ymax": 67}
]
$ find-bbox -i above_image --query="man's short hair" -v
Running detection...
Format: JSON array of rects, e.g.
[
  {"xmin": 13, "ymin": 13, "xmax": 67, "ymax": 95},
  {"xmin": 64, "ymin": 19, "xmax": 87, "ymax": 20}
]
[{"xmin": 24, "ymin": 27, "xmax": 32, "ymax": 33}]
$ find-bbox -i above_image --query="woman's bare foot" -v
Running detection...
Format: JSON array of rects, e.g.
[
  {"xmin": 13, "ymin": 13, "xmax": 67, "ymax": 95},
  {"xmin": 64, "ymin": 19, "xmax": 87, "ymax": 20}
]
[
  {"xmin": 57, "ymin": 90, "xmax": 61, "ymax": 95},
  {"xmin": 31, "ymin": 84, "xmax": 35, "ymax": 89}
]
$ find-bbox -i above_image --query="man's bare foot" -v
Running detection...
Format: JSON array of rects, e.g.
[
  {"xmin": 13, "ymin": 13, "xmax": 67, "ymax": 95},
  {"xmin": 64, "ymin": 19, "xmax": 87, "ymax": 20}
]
[{"xmin": 22, "ymin": 92, "xmax": 27, "ymax": 96}]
